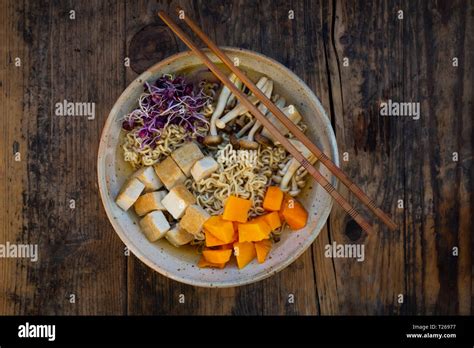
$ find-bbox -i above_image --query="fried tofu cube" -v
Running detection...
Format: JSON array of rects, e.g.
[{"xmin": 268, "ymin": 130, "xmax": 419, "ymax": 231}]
[
  {"xmin": 191, "ymin": 156, "xmax": 219, "ymax": 182},
  {"xmin": 134, "ymin": 190, "xmax": 167, "ymax": 216},
  {"xmin": 161, "ymin": 184, "xmax": 196, "ymax": 219},
  {"xmin": 132, "ymin": 166, "xmax": 163, "ymax": 192},
  {"xmin": 139, "ymin": 211, "xmax": 171, "ymax": 242},
  {"xmin": 153, "ymin": 157, "xmax": 186, "ymax": 190},
  {"xmin": 165, "ymin": 224, "xmax": 194, "ymax": 247},
  {"xmin": 171, "ymin": 142, "xmax": 205, "ymax": 177},
  {"xmin": 115, "ymin": 178, "xmax": 145, "ymax": 211},
  {"xmin": 180, "ymin": 204, "xmax": 210, "ymax": 236}
]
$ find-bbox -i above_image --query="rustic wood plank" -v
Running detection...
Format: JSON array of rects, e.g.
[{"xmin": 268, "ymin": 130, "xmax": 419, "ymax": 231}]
[
  {"xmin": 0, "ymin": 0, "xmax": 30, "ymax": 315},
  {"xmin": 324, "ymin": 0, "xmax": 472, "ymax": 315},
  {"xmin": 0, "ymin": 0, "xmax": 127, "ymax": 315},
  {"xmin": 325, "ymin": 0, "xmax": 411, "ymax": 315},
  {"xmin": 401, "ymin": 0, "xmax": 473, "ymax": 315}
]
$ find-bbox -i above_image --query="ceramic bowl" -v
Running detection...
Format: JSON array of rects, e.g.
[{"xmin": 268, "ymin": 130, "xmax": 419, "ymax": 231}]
[{"xmin": 98, "ymin": 47, "xmax": 338, "ymax": 287}]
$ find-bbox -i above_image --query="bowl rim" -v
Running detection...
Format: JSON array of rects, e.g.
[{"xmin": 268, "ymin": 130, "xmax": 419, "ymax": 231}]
[{"xmin": 98, "ymin": 47, "xmax": 339, "ymax": 288}]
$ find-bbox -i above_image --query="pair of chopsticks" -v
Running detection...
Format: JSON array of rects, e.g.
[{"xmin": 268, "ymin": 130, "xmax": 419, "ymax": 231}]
[{"xmin": 158, "ymin": 9, "xmax": 397, "ymax": 234}]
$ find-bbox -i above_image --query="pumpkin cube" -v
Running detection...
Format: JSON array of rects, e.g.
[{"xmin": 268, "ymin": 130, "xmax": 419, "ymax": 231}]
[
  {"xmin": 198, "ymin": 256, "xmax": 226, "ymax": 269},
  {"xmin": 233, "ymin": 242, "xmax": 256, "ymax": 269},
  {"xmin": 222, "ymin": 195, "xmax": 252, "ymax": 223},
  {"xmin": 218, "ymin": 243, "xmax": 234, "ymax": 250},
  {"xmin": 202, "ymin": 249, "xmax": 232, "ymax": 264},
  {"xmin": 280, "ymin": 195, "xmax": 308, "ymax": 230},
  {"xmin": 255, "ymin": 239, "xmax": 272, "ymax": 263},
  {"xmin": 263, "ymin": 186, "xmax": 284, "ymax": 211},
  {"xmin": 171, "ymin": 142, "xmax": 205, "ymax": 177},
  {"xmin": 238, "ymin": 219, "xmax": 271, "ymax": 242},
  {"xmin": 255, "ymin": 212, "xmax": 282, "ymax": 231},
  {"xmin": 204, "ymin": 230, "xmax": 227, "ymax": 247},
  {"xmin": 153, "ymin": 156, "xmax": 186, "ymax": 190},
  {"xmin": 203, "ymin": 216, "xmax": 234, "ymax": 243}
]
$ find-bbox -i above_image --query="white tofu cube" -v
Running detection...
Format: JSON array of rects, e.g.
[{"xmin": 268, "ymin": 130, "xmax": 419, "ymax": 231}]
[
  {"xmin": 134, "ymin": 190, "xmax": 167, "ymax": 216},
  {"xmin": 171, "ymin": 142, "xmax": 205, "ymax": 177},
  {"xmin": 153, "ymin": 157, "xmax": 186, "ymax": 190},
  {"xmin": 139, "ymin": 211, "xmax": 171, "ymax": 242},
  {"xmin": 161, "ymin": 184, "xmax": 196, "ymax": 219},
  {"xmin": 190, "ymin": 156, "xmax": 219, "ymax": 182},
  {"xmin": 165, "ymin": 224, "xmax": 194, "ymax": 247},
  {"xmin": 180, "ymin": 204, "xmax": 210, "ymax": 236},
  {"xmin": 115, "ymin": 178, "xmax": 145, "ymax": 211},
  {"xmin": 132, "ymin": 166, "xmax": 163, "ymax": 192}
]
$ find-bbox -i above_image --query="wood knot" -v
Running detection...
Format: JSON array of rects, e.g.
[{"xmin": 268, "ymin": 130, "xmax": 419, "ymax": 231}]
[
  {"xmin": 345, "ymin": 219, "xmax": 363, "ymax": 241},
  {"xmin": 128, "ymin": 24, "xmax": 179, "ymax": 74}
]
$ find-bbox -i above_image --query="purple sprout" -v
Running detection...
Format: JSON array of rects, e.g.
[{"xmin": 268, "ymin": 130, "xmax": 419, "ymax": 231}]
[{"xmin": 122, "ymin": 74, "xmax": 211, "ymax": 148}]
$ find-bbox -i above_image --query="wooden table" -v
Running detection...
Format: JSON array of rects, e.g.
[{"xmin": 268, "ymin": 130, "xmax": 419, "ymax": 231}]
[{"xmin": 0, "ymin": 0, "xmax": 472, "ymax": 315}]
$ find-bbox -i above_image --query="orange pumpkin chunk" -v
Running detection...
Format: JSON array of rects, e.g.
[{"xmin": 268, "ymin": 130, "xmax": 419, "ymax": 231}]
[
  {"xmin": 203, "ymin": 215, "xmax": 235, "ymax": 243},
  {"xmin": 222, "ymin": 195, "xmax": 252, "ymax": 223},
  {"xmin": 198, "ymin": 256, "xmax": 226, "ymax": 269},
  {"xmin": 203, "ymin": 249, "xmax": 232, "ymax": 264},
  {"xmin": 280, "ymin": 195, "xmax": 308, "ymax": 230},
  {"xmin": 204, "ymin": 229, "xmax": 227, "ymax": 247},
  {"xmin": 238, "ymin": 219, "xmax": 271, "ymax": 242},
  {"xmin": 218, "ymin": 243, "xmax": 234, "ymax": 250},
  {"xmin": 255, "ymin": 212, "xmax": 282, "ymax": 231},
  {"xmin": 255, "ymin": 239, "xmax": 272, "ymax": 263},
  {"xmin": 233, "ymin": 242, "xmax": 256, "ymax": 269},
  {"xmin": 263, "ymin": 186, "xmax": 284, "ymax": 211}
]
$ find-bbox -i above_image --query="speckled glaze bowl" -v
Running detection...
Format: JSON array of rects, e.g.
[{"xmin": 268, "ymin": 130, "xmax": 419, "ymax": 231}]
[{"xmin": 98, "ymin": 47, "xmax": 339, "ymax": 287}]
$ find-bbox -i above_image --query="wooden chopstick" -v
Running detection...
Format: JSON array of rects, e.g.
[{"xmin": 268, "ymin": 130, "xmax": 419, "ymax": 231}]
[
  {"xmin": 174, "ymin": 7, "xmax": 397, "ymax": 232},
  {"xmin": 158, "ymin": 10, "xmax": 375, "ymax": 234}
]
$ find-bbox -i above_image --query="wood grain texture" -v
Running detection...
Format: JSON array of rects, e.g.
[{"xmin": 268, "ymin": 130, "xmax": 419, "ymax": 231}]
[
  {"xmin": 1, "ymin": 0, "xmax": 127, "ymax": 315},
  {"xmin": 0, "ymin": 0, "xmax": 472, "ymax": 315},
  {"xmin": 325, "ymin": 0, "xmax": 473, "ymax": 315},
  {"xmin": 0, "ymin": 0, "xmax": 29, "ymax": 315}
]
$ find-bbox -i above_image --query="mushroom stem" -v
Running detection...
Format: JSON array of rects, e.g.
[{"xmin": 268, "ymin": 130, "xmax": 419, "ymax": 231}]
[
  {"xmin": 260, "ymin": 104, "xmax": 302, "ymax": 142},
  {"xmin": 289, "ymin": 176, "xmax": 301, "ymax": 196},
  {"xmin": 279, "ymin": 139, "xmax": 317, "ymax": 192},
  {"xmin": 253, "ymin": 95, "xmax": 286, "ymax": 147},
  {"xmin": 272, "ymin": 175, "xmax": 282, "ymax": 184},
  {"xmin": 215, "ymin": 77, "xmax": 270, "ymax": 129},
  {"xmin": 209, "ymin": 73, "xmax": 240, "ymax": 135},
  {"xmin": 203, "ymin": 74, "xmax": 242, "ymax": 147},
  {"xmin": 225, "ymin": 78, "xmax": 244, "ymax": 108},
  {"xmin": 236, "ymin": 118, "xmax": 256, "ymax": 137},
  {"xmin": 280, "ymin": 158, "xmax": 301, "ymax": 192},
  {"xmin": 239, "ymin": 80, "xmax": 274, "ymax": 149}
]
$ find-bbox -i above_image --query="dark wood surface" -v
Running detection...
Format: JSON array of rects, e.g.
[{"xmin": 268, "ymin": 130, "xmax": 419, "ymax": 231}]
[{"xmin": 0, "ymin": 0, "xmax": 472, "ymax": 315}]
